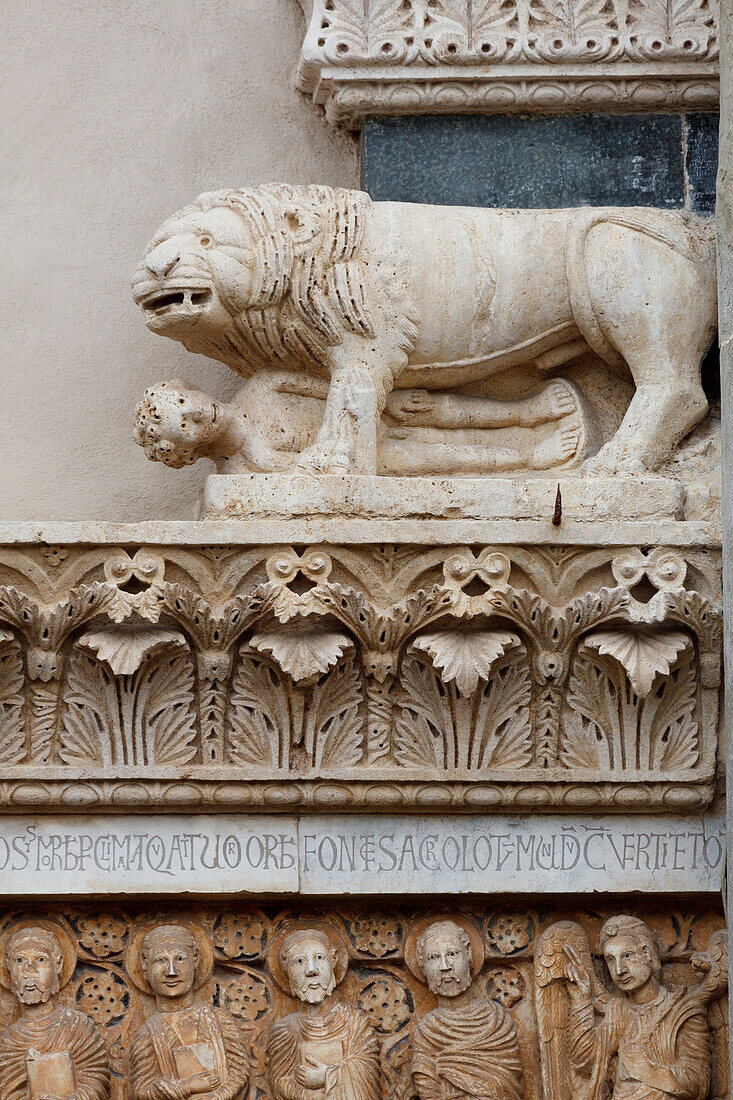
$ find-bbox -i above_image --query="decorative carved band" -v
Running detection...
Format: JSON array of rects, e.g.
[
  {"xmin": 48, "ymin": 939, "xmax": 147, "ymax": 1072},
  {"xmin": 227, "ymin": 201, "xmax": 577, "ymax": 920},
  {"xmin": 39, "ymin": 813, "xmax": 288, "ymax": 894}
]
[
  {"xmin": 0, "ymin": 541, "xmax": 720, "ymax": 811},
  {"xmin": 296, "ymin": 0, "xmax": 719, "ymax": 125}
]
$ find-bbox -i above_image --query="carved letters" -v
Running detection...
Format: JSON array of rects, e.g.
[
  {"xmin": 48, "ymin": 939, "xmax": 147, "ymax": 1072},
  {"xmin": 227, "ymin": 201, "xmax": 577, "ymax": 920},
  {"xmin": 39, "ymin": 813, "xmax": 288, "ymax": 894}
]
[{"xmin": 0, "ymin": 541, "xmax": 720, "ymax": 810}]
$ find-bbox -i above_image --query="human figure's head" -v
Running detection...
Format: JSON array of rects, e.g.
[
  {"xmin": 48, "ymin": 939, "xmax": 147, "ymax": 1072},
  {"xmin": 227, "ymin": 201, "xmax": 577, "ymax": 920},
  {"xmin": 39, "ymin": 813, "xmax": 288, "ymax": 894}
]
[
  {"xmin": 140, "ymin": 924, "xmax": 200, "ymax": 1000},
  {"xmin": 133, "ymin": 379, "xmax": 223, "ymax": 468},
  {"xmin": 599, "ymin": 916, "xmax": 661, "ymax": 995},
  {"xmin": 6, "ymin": 927, "xmax": 64, "ymax": 1005},
  {"xmin": 415, "ymin": 920, "xmax": 473, "ymax": 998},
  {"xmin": 279, "ymin": 928, "xmax": 338, "ymax": 1004}
]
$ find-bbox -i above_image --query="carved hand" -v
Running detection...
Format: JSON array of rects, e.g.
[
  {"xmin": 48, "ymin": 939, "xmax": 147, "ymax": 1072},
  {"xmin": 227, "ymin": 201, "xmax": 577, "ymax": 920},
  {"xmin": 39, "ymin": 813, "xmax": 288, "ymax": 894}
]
[
  {"xmin": 186, "ymin": 1072, "xmax": 222, "ymax": 1095},
  {"xmin": 296, "ymin": 1056, "xmax": 329, "ymax": 1089},
  {"xmin": 563, "ymin": 945, "xmax": 592, "ymax": 998}
]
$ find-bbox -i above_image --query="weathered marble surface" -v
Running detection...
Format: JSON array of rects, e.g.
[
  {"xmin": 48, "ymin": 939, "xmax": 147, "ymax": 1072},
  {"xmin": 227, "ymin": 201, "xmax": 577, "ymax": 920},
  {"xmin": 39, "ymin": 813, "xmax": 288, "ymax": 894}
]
[
  {"xmin": 132, "ymin": 186, "xmax": 717, "ymax": 483},
  {"xmin": 0, "ymin": 904, "xmax": 724, "ymax": 1100},
  {"xmin": 0, "ymin": 811, "xmax": 722, "ymax": 895},
  {"xmin": 0, "ymin": 535, "xmax": 721, "ymax": 811},
  {"xmin": 295, "ymin": 0, "xmax": 719, "ymax": 126}
]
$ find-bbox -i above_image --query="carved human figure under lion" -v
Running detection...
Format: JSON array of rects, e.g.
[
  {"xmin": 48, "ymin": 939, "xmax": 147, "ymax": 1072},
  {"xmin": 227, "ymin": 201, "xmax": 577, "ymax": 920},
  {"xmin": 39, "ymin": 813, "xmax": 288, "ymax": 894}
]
[
  {"xmin": 266, "ymin": 926, "xmax": 380, "ymax": 1100},
  {"xmin": 535, "ymin": 915, "xmax": 723, "ymax": 1100},
  {"xmin": 0, "ymin": 922, "xmax": 110, "ymax": 1100},
  {"xmin": 408, "ymin": 919, "xmax": 524, "ymax": 1100},
  {"xmin": 126, "ymin": 922, "xmax": 248, "ymax": 1100},
  {"xmin": 131, "ymin": 185, "xmax": 716, "ymax": 476},
  {"xmin": 133, "ymin": 373, "xmax": 591, "ymax": 475}
]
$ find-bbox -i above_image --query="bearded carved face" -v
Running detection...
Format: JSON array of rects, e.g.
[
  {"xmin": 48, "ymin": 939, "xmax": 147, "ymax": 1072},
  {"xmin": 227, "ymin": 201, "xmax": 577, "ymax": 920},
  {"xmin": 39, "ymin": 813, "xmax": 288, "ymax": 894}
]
[
  {"xmin": 131, "ymin": 204, "xmax": 258, "ymax": 346},
  {"xmin": 7, "ymin": 931, "xmax": 63, "ymax": 1005},
  {"xmin": 418, "ymin": 923, "xmax": 473, "ymax": 998},
  {"xmin": 603, "ymin": 934, "xmax": 654, "ymax": 993},
  {"xmin": 283, "ymin": 934, "xmax": 337, "ymax": 1005}
]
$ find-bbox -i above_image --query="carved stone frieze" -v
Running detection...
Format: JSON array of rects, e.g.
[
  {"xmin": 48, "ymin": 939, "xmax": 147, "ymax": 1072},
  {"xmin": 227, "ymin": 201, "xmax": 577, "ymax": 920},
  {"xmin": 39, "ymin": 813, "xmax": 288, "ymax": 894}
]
[
  {"xmin": 295, "ymin": 0, "xmax": 719, "ymax": 126},
  {"xmin": 0, "ymin": 538, "xmax": 721, "ymax": 810},
  {"xmin": 0, "ymin": 903, "xmax": 723, "ymax": 1100}
]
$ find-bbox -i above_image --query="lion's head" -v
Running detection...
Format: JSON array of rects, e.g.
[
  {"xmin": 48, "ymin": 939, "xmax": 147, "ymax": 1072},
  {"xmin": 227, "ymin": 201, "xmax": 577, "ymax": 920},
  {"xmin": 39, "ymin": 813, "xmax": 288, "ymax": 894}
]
[
  {"xmin": 133, "ymin": 379, "xmax": 222, "ymax": 468},
  {"xmin": 132, "ymin": 185, "xmax": 375, "ymax": 377}
]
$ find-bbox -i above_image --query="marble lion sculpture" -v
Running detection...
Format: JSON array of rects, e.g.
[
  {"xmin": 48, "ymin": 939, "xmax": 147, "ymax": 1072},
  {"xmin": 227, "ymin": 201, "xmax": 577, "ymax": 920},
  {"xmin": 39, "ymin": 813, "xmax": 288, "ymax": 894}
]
[{"xmin": 132, "ymin": 184, "xmax": 717, "ymax": 475}]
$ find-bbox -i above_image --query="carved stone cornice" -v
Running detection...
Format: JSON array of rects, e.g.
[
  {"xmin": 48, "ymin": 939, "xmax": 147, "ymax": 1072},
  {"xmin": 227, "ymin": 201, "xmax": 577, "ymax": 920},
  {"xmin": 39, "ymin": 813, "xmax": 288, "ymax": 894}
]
[
  {"xmin": 0, "ymin": 526, "xmax": 721, "ymax": 812},
  {"xmin": 296, "ymin": 0, "xmax": 719, "ymax": 127}
]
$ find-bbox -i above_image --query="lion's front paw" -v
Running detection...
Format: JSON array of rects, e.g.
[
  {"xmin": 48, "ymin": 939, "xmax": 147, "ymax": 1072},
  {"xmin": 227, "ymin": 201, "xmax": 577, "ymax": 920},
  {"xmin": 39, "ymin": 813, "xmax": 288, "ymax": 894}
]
[{"xmin": 581, "ymin": 442, "xmax": 646, "ymax": 477}]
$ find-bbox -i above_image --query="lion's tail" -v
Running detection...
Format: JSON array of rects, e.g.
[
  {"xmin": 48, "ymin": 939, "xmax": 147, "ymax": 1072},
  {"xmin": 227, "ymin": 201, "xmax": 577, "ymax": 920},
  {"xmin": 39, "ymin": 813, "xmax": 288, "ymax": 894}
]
[{"xmin": 565, "ymin": 209, "xmax": 716, "ymax": 372}]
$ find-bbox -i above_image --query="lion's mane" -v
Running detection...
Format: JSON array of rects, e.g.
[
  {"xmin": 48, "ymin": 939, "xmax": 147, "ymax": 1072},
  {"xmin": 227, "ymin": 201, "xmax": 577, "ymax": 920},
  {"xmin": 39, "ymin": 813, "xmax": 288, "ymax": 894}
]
[{"xmin": 184, "ymin": 184, "xmax": 383, "ymax": 373}]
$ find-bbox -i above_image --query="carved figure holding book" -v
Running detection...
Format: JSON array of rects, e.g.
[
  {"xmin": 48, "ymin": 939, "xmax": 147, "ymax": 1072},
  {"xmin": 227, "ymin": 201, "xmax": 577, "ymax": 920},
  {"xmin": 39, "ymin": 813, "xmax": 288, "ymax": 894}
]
[
  {"xmin": 0, "ymin": 921, "xmax": 109, "ymax": 1100},
  {"xmin": 126, "ymin": 922, "xmax": 248, "ymax": 1100},
  {"xmin": 406, "ymin": 918, "xmax": 524, "ymax": 1100},
  {"xmin": 266, "ymin": 925, "xmax": 380, "ymax": 1100}
]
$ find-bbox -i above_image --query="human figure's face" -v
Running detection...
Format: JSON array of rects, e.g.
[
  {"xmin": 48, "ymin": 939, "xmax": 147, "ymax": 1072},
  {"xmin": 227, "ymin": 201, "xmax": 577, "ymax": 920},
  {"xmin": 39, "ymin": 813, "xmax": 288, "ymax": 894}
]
[
  {"xmin": 143, "ymin": 935, "xmax": 198, "ymax": 999},
  {"xmin": 284, "ymin": 936, "xmax": 336, "ymax": 1004},
  {"xmin": 422, "ymin": 927, "xmax": 472, "ymax": 998},
  {"xmin": 603, "ymin": 934, "xmax": 654, "ymax": 993},
  {"xmin": 8, "ymin": 937, "xmax": 61, "ymax": 1004}
]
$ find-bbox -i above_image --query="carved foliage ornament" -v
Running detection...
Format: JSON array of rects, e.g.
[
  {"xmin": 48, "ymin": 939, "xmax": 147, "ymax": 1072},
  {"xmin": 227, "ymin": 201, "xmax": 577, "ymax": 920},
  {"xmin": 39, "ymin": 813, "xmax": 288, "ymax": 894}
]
[
  {"xmin": 296, "ymin": 0, "xmax": 719, "ymax": 124},
  {"xmin": 0, "ymin": 542, "xmax": 720, "ymax": 809}
]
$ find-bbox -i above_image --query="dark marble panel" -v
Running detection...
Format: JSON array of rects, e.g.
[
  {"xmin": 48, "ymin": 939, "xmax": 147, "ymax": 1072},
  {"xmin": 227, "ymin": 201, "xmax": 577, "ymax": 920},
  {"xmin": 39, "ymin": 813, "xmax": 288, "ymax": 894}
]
[
  {"xmin": 685, "ymin": 113, "xmax": 719, "ymax": 215},
  {"xmin": 361, "ymin": 114, "xmax": 712, "ymax": 211}
]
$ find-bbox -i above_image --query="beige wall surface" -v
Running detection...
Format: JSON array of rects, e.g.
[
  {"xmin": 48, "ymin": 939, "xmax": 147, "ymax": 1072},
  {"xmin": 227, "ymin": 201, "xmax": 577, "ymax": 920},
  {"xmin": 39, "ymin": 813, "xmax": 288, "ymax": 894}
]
[{"xmin": 0, "ymin": 0, "xmax": 358, "ymax": 520}]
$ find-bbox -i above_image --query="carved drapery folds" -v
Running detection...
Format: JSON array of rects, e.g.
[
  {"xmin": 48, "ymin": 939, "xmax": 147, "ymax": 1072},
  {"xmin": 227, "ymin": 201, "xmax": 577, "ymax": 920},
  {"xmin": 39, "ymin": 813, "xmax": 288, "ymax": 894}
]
[
  {"xmin": 0, "ymin": 540, "xmax": 720, "ymax": 810},
  {"xmin": 296, "ymin": 0, "xmax": 719, "ymax": 126},
  {"xmin": 0, "ymin": 904, "xmax": 724, "ymax": 1100}
]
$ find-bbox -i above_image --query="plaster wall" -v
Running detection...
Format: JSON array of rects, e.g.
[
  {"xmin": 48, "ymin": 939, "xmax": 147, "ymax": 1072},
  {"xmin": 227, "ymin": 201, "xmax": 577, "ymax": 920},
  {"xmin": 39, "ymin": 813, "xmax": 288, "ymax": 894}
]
[{"xmin": 0, "ymin": 0, "xmax": 357, "ymax": 521}]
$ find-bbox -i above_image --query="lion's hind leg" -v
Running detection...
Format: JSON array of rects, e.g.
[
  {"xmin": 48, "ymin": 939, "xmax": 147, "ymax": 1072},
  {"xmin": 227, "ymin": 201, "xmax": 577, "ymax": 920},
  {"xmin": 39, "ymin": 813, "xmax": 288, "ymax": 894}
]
[{"xmin": 579, "ymin": 221, "xmax": 715, "ymax": 473}]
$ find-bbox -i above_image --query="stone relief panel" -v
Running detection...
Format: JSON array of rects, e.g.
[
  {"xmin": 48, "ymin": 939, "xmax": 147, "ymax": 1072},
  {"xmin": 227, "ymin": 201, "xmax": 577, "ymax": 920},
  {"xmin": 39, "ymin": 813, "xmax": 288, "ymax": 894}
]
[
  {"xmin": 0, "ymin": 904, "xmax": 723, "ymax": 1100},
  {"xmin": 295, "ymin": 0, "xmax": 719, "ymax": 124},
  {"xmin": 131, "ymin": 186, "xmax": 717, "ymax": 497},
  {"xmin": 0, "ymin": 542, "xmax": 720, "ymax": 810}
]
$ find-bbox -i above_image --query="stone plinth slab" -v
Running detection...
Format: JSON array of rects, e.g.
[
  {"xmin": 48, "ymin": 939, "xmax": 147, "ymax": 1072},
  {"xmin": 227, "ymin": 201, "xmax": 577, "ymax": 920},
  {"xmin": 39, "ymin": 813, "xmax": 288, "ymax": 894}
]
[{"xmin": 203, "ymin": 474, "xmax": 683, "ymax": 522}]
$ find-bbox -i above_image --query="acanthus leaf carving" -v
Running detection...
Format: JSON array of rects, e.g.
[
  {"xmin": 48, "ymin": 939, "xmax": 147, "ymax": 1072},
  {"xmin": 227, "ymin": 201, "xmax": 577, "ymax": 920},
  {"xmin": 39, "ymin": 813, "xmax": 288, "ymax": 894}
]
[
  {"xmin": 410, "ymin": 629, "xmax": 522, "ymax": 695},
  {"xmin": 582, "ymin": 628, "xmax": 691, "ymax": 697},
  {"xmin": 0, "ymin": 632, "xmax": 25, "ymax": 765},
  {"xmin": 249, "ymin": 627, "xmax": 354, "ymax": 684},
  {"xmin": 75, "ymin": 627, "xmax": 187, "ymax": 676}
]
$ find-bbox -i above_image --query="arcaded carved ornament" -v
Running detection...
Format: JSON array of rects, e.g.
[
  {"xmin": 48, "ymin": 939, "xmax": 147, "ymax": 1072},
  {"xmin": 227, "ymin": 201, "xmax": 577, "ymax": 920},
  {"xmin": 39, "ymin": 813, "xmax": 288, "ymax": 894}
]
[
  {"xmin": 535, "ymin": 915, "xmax": 726, "ymax": 1100},
  {"xmin": 265, "ymin": 925, "xmax": 381, "ymax": 1100},
  {"xmin": 0, "ymin": 921, "xmax": 110, "ymax": 1100},
  {"xmin": 407, "ymin": 918, "xmax": 523, "ymax": 1100},
  {"xmin": 295, "ymin": 1, "xmax": 719, "ymax": 125},
  {"xmin": 127, "ymin": 922, "xmax": 248, "ymax": 1100},
  {"xmin": 0, "ymin": 541, "xmax": 722, "ymax": 809},
  {"xmin": 131, "ymin": 186, "xmax": 716, "ymax": 477}
]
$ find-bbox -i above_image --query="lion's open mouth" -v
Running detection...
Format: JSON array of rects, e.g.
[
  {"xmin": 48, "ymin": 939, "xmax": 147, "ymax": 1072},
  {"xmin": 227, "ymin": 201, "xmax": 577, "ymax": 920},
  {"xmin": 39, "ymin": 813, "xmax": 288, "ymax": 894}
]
[{"xmin": 142, "ymin": 288, "xmax": 212, "ymax": 315}]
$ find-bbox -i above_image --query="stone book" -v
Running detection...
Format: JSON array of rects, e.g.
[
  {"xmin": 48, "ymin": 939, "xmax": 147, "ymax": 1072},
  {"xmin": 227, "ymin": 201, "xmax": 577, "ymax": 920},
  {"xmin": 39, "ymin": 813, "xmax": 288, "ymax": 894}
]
[
  {"xmin": 25, "ymin": 1050, "xmax": 76, "ymax": 1100},
  {"xmin": 173, "ymin": 1041, "xmax": 216, "ymax": 1079}
]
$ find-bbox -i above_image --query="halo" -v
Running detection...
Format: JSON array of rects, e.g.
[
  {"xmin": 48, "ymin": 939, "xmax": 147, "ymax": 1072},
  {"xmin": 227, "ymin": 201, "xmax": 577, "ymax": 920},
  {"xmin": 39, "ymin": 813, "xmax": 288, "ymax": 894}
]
[
  {"xmin": 125, "ymin": 918, "xmax": 214, "ymax": 995},
  {"xmin": 0, "ymin": 918, "xmax": 77, "ymax": 991},
  {"xmin": 268, "ymin": 920, "xmax": 350, "ymax": 994},
  {"xmin": 404, "ymin": 915, "xmax": 485, "ymax": 984}
]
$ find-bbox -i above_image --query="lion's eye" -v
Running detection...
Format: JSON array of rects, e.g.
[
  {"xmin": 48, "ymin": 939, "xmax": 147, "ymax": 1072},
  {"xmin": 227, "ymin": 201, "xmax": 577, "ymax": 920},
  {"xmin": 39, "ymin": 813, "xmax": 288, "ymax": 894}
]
[{"xmin": 199, "ymin": 235, "xmax": 213, "ymax": 248}]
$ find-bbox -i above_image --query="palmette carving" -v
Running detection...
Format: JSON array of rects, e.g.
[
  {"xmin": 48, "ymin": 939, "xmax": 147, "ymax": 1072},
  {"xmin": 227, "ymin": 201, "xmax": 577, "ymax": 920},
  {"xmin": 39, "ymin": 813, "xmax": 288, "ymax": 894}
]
[
  {"xmin": 0, "ymin": 921, "xmax": 110, "ymax": 1100},
  {"xmin": 296, "ymin": 0, "xmax": 718, "ymax": 125},
  {"xmin": 0, "ymin": 541, "xmax": 720, "ymax": 809}
]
